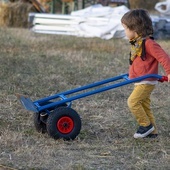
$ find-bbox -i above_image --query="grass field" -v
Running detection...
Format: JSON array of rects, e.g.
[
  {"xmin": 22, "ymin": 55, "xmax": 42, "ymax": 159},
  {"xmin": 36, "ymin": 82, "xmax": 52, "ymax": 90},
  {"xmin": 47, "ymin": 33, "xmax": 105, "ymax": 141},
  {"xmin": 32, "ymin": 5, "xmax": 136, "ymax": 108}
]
[{"xmin": 0, "ymin": 27, "xmax": 170, "ymax": 170}]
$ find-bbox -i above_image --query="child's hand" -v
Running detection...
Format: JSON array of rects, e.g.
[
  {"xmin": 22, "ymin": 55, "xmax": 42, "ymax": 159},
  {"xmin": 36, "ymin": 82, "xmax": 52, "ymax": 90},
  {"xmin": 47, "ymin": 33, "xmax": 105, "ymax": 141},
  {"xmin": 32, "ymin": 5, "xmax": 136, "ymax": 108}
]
[{"xmin": 168, "ymin": 74, "xmax": 170, "ymax": 82}]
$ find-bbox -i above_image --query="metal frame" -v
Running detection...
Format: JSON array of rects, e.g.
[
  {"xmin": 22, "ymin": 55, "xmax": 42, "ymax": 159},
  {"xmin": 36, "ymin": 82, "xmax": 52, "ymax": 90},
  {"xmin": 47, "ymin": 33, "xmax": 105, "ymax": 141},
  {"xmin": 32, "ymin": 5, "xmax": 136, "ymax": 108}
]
[{"xmin": 17, "ymin": 74, "xmax": 167, "ymax": 113}]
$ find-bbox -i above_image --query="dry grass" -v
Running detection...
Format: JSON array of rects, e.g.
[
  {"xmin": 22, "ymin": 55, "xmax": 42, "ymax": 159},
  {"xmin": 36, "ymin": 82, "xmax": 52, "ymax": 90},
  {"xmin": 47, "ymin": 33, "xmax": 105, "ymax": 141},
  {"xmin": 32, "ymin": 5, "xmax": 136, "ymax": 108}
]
[
  {"xmin": 0, "ymin": 27, "xmax": 170, "ymax": 170},
  {"xmin": 0, "ymin": 2, "xmax": 36, "ymax": 27}
]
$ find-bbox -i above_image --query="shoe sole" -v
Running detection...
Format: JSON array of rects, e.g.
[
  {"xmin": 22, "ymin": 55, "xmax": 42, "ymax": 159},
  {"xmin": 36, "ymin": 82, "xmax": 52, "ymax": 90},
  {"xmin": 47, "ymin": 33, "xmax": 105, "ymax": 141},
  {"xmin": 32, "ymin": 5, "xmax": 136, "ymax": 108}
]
[
  {"xmin": 145, "ymin": 134, "xmax": 158, "ymax": 138},
  {"xmin": 134, "ymin": 126, "xmax": 155, "ymax": 138}
]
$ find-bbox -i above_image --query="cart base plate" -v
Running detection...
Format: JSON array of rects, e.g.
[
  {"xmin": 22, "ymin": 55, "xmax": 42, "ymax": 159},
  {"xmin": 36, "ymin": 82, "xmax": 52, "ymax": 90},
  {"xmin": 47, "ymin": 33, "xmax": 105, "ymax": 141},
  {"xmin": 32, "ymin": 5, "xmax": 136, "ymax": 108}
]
[{"xmin": 16, "ymin": 94, "xmax": 38, "ymax": 113}]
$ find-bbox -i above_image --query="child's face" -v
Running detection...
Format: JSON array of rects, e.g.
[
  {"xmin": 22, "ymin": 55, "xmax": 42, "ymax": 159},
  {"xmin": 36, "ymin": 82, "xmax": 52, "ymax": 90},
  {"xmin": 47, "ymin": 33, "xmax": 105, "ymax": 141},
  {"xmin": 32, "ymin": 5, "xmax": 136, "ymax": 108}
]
[{"xmin": 122, "ymin": 24, "xmax": 138, "ymax": 40}]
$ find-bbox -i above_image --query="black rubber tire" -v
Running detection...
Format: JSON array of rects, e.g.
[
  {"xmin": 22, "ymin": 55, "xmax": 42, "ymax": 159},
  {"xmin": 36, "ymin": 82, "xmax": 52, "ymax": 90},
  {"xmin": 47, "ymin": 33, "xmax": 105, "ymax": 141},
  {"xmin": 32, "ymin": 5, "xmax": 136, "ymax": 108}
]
[
  {"xmin": 46, "ymin": 107, "xmax": 81, "ymax": 140},
  {"xmin": 33, "ymin": 103, "xmax": 68, "ymax": 134},
  {"xmin": 33, "ymin": 112, "xmax": 47, "ymax": 133}
]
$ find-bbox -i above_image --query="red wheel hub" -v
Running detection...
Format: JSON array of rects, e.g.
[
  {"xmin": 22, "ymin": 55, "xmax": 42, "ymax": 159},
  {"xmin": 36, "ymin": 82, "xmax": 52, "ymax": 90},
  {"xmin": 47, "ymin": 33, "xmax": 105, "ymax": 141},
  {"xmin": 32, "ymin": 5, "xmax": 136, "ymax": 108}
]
[{"xmin": 57, "ymin": 116, "xmax": 74, "ymax": 134}]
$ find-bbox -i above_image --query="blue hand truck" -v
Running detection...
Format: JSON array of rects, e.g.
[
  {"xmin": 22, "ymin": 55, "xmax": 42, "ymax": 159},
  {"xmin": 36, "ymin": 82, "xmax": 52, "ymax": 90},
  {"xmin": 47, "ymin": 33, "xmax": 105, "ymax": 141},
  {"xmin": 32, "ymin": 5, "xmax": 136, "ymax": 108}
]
[{"xmin": 17, "ymin": 74, "xmax": 168, "ymax": 140}]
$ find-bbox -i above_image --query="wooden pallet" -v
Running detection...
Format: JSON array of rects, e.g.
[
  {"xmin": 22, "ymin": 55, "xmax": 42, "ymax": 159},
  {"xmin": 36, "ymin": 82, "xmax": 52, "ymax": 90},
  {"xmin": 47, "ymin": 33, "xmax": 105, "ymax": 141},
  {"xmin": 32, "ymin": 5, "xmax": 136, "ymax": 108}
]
[
  {"xmin": 29, "ymin": 12, "xmax": 111, "ymax": 36},
  {"xmin": 30, "ymin": 0, "xmax": 47, "ymax": 13}
]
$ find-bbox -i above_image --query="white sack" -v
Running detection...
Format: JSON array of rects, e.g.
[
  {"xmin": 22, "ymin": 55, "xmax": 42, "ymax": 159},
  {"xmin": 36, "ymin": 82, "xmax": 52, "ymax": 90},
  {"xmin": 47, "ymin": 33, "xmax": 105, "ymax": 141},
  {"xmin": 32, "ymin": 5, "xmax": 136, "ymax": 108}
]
[
  {"xmin": 71, "ymin": 5, "xmax": 129, "ymax": 39},
  {"xmin": 155, "ymin": 0, "xmax": 170, "ymax": 15}
]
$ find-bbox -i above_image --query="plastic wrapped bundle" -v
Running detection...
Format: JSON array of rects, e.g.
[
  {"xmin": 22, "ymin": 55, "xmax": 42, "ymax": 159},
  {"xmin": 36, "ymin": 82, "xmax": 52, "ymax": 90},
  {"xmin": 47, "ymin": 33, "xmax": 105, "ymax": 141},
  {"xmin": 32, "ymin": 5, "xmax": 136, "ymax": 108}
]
[{"xmin": 155, "ymin": 0, "xmax": 170, "ymax": 16}]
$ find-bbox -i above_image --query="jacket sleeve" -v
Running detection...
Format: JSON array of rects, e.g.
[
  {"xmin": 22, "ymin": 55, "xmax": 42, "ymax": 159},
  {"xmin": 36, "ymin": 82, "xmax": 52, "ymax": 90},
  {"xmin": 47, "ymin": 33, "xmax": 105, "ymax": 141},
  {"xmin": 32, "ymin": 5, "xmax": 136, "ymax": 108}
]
[{"xmin": 145, "ymin": 39, "xmax": 170, "ymax": 75}]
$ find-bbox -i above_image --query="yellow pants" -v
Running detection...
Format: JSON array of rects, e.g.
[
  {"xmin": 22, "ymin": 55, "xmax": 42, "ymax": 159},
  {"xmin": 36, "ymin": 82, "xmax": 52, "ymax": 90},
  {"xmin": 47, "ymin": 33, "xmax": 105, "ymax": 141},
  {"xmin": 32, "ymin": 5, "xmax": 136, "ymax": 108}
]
[{"xmin": 127, "ymin": 84, "xmax": 157, "ymax": 134}]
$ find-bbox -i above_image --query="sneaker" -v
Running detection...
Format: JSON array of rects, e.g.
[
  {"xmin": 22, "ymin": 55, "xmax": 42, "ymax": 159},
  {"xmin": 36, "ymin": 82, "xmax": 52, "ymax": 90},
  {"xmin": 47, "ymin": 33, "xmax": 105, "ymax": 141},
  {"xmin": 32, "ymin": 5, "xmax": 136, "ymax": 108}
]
[
  {"xmin": 145, "ymin": 133, "xmax": 158, "ymax": 138},
  {"xmin": 134, "ymin": 124, "xmax": 154, "ymax": 138}
]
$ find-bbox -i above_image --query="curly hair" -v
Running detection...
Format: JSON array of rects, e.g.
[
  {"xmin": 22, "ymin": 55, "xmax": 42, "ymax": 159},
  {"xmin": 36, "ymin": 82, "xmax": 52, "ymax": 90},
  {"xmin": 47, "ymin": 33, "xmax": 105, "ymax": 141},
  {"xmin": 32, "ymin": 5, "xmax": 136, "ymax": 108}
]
[{"xmin": 121, "ymin": 9, "xmax": 154, "ymax": 37}]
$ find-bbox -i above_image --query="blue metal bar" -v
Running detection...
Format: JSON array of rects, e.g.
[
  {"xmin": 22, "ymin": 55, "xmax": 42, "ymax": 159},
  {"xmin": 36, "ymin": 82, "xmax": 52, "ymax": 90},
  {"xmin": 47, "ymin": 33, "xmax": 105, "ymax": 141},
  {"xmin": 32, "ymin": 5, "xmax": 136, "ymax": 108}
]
[
  {"xmin": 37, "ymin": 74, "xmax": 163, "ymax": 112},
  {"xmin": 59, "ymin": 94, "xmax": 72, "ymax": 107},
  {"xmin": 34, "ymin": 73, "xmax": 128, "ymax": 104}
]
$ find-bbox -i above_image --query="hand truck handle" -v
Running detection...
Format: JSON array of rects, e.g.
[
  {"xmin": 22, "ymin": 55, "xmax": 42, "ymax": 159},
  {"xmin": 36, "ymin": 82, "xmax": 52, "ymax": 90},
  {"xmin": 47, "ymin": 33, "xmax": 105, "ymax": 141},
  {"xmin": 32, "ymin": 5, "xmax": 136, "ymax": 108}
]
[{"xmin": 158, "ymin": 76, "xmax": 168, "ymax": 82}]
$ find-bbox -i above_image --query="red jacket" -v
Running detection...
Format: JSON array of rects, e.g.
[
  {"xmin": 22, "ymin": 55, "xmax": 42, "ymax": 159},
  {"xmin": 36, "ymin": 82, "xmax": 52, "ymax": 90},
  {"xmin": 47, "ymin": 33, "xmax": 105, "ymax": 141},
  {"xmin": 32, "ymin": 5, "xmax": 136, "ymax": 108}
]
[{"xmin": 129, "ymin": 38, "xmax": 170, "ymax": 81}]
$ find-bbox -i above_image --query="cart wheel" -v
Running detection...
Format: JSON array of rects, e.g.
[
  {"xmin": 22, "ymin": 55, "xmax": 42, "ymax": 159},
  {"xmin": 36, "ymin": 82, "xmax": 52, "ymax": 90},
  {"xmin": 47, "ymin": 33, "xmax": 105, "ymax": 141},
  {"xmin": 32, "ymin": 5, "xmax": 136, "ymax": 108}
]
[
  {"xmin": 46, "ymin": 107, "xmax": 81, "ymax": 140},
  {"xmin": 33, "ymin": 112, "xmax": 47, "ymax": 133}
]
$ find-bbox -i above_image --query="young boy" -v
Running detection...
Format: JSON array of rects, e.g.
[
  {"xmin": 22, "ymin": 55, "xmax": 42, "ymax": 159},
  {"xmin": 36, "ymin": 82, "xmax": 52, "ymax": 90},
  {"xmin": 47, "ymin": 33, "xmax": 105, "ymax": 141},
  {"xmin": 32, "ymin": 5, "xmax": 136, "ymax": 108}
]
[{"xmin": 121, "ymin": 9, "xmax": 170, "ymax": 138}]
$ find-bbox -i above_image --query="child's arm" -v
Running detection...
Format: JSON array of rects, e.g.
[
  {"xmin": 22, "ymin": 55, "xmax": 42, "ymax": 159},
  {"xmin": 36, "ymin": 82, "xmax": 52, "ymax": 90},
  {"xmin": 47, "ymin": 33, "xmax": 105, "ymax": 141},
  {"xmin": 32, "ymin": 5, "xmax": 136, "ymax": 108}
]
[
  {"xmin": 168, "ymin": 74, "xmax": 170, "ymax": 82},
  {"xmin": 146, "ymin": 39, "xmax": 170, "ymax": 80}
]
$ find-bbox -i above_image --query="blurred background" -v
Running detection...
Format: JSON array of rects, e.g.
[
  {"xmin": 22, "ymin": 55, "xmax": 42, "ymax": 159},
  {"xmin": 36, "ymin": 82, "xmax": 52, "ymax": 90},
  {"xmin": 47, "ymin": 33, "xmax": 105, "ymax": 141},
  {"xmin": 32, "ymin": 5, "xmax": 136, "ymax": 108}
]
[{"xmin": 0, "ymin": 0, "xmax": 165, "ymax": 28}]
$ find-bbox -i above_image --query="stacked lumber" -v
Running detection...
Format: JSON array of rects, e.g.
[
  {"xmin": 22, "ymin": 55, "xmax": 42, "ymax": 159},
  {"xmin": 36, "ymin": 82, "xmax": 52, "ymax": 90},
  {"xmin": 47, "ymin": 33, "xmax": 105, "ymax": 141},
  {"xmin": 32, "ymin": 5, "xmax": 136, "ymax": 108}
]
[
  {"xmin": 29, "ymin": 13, "xmax": 80, "ymax": 35},
  {"xmin": 29, "ymin": 12, "xmax": 113, "ymax": 37},
  {"xmin": 28, "ymin": 5, "xmax": 129, "ymax": 39},
  {"xmin": 30, "ymin": 0, "xmax": 47, "ymax": 13}
]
